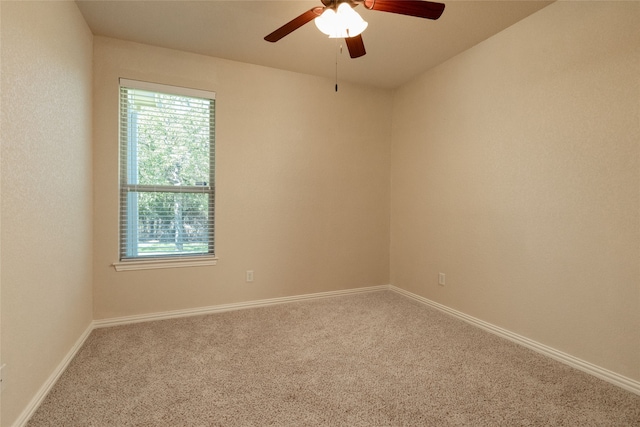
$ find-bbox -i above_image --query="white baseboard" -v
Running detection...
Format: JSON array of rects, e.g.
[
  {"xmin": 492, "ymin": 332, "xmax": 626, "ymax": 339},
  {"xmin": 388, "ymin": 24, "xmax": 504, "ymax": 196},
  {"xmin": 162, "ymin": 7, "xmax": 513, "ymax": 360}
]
[
  {"xmin": 15, "ymin": 283, "xmax": 639, "ymax": 426},
  {"xmin": 389, "ymin": 285, "xmax": 640, "ymax": 396},
  {"xmin": 13, "ymin": 323, "xmax": 94, "ymax": 427},
  {"xmin": 93, "ymin": 284, "xmax": 391, "ymax": 328}
]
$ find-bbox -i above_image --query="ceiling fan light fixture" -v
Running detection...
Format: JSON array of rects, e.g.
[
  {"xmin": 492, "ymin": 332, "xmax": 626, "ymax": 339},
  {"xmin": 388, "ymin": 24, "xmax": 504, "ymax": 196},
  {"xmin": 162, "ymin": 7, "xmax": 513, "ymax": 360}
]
[
  {"xmin": 314, "ymin": 3, "xmax": 368, "ymax": 39},
  {"xmin": 314, "ymin": 8, "xmax": 338, "ymax": 36}
]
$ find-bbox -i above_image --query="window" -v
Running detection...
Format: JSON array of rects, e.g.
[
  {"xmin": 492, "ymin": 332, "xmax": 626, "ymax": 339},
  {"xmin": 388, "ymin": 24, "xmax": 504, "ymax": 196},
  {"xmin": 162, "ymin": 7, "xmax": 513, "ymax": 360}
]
[{"xmin": 116, "ymin": 79, "xmax": 216, "ymax": 270}]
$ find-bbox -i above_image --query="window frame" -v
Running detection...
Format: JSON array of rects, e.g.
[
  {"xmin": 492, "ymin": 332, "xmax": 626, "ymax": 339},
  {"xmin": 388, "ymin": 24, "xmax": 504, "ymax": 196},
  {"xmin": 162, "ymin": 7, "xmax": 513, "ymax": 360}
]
[{"xmin": 113, "ymin": 78, "xmax": 217, "ymax": 271}]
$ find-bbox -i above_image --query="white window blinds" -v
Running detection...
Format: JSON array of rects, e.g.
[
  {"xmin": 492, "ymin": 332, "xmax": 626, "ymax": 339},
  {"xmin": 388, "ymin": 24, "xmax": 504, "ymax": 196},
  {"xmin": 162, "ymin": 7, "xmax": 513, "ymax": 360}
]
[{"xmin": 119, "ymin": 79, "xmax": 215, "ymax": 260}]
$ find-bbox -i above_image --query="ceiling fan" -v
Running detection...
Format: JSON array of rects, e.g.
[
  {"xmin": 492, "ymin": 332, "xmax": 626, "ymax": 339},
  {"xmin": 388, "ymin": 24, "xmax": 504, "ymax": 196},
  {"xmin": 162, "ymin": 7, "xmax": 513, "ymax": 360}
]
[{"xmin": 264, "ymin": 0, "xmax": 445, "ymax": 59}]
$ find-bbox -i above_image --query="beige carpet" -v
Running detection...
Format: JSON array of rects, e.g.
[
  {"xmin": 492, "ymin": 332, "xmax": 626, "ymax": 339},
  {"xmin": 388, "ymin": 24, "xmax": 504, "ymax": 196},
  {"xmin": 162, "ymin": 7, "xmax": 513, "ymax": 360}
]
[{"xmin": 28, "ymin": 291, "xmax": 640, "ymax": 426}]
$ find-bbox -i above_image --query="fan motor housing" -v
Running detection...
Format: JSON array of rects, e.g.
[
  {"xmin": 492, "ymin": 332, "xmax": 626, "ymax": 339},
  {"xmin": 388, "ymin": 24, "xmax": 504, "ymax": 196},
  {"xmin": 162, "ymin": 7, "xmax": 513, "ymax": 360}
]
[{"xmin": 321, "ymin": 0, "xmax": 360, "ymax": 9}]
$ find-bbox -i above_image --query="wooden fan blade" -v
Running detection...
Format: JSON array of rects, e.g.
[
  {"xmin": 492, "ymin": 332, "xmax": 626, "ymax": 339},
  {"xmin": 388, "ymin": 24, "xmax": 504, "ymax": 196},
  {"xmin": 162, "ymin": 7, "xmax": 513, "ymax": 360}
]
[
  {"xmin": 363, "ymin": 0, "xmax": 445, "ymax": 20},
  {"xmin": 345, "ymin": 34, "xmax": 366, "ymax": 58},
  {"xmin": 264, "ymin": 8, "xmax": 322, "ymax": 42}
]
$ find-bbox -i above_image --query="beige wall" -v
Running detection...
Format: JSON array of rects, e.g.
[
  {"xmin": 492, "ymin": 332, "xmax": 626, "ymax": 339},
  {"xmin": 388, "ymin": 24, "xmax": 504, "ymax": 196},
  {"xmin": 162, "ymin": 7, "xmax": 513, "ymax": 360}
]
[
  {"xmin": 0, "ymin": 2, "xmax": 94, "ymax": 425},
  {"xmin": 3, "ymin": 1, "xmax": 639, "ymax": 424},
  {"xmin": 93, "ymin": 37, "xmax": 392, "ymax": 320},
  {"xmin": 391, "ymin": 1, "xmax": 639, "ymax": 381}
]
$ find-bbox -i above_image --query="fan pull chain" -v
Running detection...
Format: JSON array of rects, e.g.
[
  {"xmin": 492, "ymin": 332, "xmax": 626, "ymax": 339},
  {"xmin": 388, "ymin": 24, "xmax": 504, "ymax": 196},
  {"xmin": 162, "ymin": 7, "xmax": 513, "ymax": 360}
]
[{"xmin": 335, "ymin": 42, "xmax": 342, "ymax": 92}]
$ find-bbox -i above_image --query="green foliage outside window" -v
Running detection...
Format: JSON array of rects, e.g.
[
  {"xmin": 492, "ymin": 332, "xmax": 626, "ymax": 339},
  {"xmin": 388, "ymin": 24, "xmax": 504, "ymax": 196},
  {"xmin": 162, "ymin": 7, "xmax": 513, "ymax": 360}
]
[{"xmin": 121, "ymin": 85, "xmax": 214, "ymax": 258}]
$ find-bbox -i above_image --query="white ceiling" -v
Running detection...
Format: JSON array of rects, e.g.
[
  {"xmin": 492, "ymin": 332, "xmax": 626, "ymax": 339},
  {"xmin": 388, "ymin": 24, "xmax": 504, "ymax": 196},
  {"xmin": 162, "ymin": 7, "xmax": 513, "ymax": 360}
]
[{"xmin": 76, "ymin": 0, "xmax": 553, "ymax": 89}]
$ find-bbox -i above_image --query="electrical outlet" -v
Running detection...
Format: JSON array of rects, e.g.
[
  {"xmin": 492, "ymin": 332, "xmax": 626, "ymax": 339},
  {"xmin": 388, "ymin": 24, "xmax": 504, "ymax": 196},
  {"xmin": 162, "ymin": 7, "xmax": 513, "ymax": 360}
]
[
  {"xmin": 246, "ymin": 270, "xmax": 254, "ymax": 283},
  {"xmin": 438, "ymin": 273, "xmax": 446, "ymax": 286},
  {"xmin": 1, "ymin": 364, "xmax": 6, "ymax": 392}
]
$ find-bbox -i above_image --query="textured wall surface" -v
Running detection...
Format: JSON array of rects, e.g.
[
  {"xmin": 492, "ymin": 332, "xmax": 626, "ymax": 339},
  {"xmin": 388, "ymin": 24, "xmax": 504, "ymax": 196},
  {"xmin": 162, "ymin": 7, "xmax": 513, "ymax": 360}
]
[
  {"xmin": 391, "ymin": 1, "xmax": 639, "ymax": 381},
  {"xmin": 0, "ymin": 2, "xmax": 94, "ymax": 425},
  {"xmin": 4, "ymin": 2, "xmax": 639, "ymax": 424},
  {"xmin": 92, "ymin": 37, "xmax": 392, "ymax": 320}
]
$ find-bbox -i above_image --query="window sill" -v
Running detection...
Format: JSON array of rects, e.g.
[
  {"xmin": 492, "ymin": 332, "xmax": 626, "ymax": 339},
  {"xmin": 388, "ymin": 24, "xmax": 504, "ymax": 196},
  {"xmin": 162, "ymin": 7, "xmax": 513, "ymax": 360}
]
[{"xmin": 113, "ymin": 256, "xmax": 218, "ymax": 272}]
